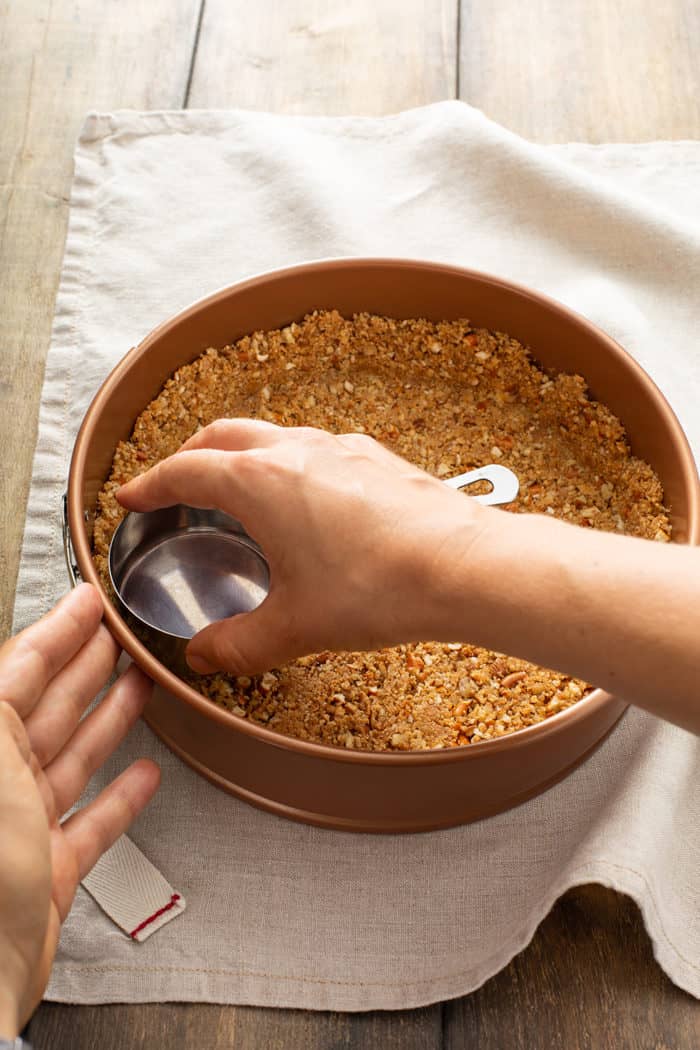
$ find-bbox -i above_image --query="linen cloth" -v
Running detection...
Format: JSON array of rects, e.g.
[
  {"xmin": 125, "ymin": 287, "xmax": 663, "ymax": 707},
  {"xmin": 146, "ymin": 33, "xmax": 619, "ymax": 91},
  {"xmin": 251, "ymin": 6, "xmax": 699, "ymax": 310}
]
[{"xmin": 12, "ymin": 101, "xmax": 700, "ymax": 1009}]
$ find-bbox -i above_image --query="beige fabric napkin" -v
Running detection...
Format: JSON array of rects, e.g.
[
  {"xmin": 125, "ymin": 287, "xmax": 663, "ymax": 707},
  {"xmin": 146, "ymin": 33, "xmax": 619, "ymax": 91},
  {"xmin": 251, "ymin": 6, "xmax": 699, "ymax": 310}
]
[{"xmin": 12, "ymin": 102, "xmax": 700, "ymax": 1009}]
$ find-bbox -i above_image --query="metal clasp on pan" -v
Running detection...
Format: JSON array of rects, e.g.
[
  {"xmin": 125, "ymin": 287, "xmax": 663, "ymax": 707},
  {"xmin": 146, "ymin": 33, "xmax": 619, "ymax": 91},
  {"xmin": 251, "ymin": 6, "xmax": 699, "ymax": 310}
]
[{"xmin": 61, "ymin": 492, "xmax": 82, "ymax": 587}]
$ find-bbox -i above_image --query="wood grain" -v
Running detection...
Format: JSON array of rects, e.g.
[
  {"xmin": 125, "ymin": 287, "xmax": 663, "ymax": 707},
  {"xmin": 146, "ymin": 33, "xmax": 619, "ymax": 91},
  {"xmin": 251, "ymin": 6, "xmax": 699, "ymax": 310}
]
[
  {"xmin": 3, "ymin": 1, "xmax": 698, "ymax": 1047},
  {"xmin": 444, "ymin": 886, "xmax": 700, "ymax": 1050},
  {"xmin": 459, "ymin": 0, "xmax": 700, "ymax": 141},
  {"xmin": 187, "ymin": 0, "xmax": 457, "ymax": 112},
  {"xmin": 30, "ymin": 1001, "xmax": 443, "ymax": 1050},
  {"xmin": 0, "ymin": 0, "xmax": 203, "ymax": 641}
]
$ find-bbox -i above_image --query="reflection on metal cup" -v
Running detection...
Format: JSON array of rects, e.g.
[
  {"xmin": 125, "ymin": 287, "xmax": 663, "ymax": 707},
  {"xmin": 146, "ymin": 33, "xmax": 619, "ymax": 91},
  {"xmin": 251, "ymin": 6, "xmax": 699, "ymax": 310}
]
[{"xmin": 108, "ymin": 505, "xmax": 269, "ymax": 675}]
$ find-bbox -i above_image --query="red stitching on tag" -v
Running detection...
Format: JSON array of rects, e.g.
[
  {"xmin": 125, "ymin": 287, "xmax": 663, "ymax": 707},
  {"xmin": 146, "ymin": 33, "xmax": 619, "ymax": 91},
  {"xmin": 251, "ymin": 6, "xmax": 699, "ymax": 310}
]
[{"xmin": 129, "ymin": 893, "xmax": 182, "ymax": 939}]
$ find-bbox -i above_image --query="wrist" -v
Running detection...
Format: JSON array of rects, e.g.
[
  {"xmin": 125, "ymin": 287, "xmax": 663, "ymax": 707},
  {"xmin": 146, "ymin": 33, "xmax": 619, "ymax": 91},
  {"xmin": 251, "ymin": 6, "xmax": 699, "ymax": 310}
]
[
  {"xmin": 397, "ymin": 490, "xmax": 507, "ymax": 643},
  {"xmin": 428, "ymin": 502, "xmax": 600, "ymax": 661},
  {"xmin": 420, "ymin": 498, "xmax": 544, "ymax": 648}
]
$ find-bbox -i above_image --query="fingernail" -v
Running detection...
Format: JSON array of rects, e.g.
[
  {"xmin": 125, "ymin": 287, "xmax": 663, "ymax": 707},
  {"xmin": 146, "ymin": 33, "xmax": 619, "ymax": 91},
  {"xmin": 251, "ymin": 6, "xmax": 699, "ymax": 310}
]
[{"xmin": 186, "ymin": 651, "xmax": 218, "ymax": 675}]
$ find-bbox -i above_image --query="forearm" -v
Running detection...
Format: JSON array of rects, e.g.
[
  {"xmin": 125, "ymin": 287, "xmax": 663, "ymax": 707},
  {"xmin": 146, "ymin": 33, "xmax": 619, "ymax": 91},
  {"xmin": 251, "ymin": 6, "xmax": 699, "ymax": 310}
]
[{"xmin": 427, "ymin": 507, "xmax": 700, "ymax": 733}]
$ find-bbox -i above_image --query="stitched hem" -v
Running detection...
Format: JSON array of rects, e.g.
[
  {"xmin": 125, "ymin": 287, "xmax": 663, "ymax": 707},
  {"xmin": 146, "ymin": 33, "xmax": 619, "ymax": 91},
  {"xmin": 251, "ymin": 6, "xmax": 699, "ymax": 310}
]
[{"xmin": 47, "ymin": 866, "xmax": 699, "ymax": 1010}]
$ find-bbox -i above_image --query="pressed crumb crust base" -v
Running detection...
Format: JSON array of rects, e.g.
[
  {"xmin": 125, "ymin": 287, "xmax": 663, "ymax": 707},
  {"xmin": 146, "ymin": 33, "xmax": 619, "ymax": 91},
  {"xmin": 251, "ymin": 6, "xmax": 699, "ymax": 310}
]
[{"xmin": 93, "ymin": 311, "xmax": 671, "ymax": 752}]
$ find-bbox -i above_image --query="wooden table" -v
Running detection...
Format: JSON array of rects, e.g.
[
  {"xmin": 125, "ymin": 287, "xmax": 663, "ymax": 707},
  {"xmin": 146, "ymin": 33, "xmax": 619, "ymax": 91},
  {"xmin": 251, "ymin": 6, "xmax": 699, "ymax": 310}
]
[{"xmin": 2, "ymin": 3, "xmax": 699, "ymax": 1047}]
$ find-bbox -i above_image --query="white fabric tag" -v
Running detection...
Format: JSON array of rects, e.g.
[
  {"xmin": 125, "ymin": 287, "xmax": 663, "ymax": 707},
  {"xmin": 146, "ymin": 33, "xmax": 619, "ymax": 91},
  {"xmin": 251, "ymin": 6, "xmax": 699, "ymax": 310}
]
[{"xmin": 81, "ymin": 835, "xmax": 185, "ymax": 942}]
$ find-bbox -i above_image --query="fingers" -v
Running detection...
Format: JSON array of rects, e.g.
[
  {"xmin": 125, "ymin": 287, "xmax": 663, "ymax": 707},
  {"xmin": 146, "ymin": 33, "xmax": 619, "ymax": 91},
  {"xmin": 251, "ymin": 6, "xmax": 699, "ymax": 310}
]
[
  {"xmin": 24, "ymin": 624, "xmax": 120, "ymax": 768},
  {"xmin": 117, "ymin": 423, "xmax": 409, "ymax": 522},
  {"xmin": 118, "ymin": 421, "xmax": 351, "ymax": 513},
  {"xmin": 117, "ymin": 448, "xmax": 249, "ymax": 514},
  {"xmin": 44, "ymin": 664, "xmax": 153, "ymax": 818},
  {"xmin": 178, "ymin": 417, "xmax": 282, "ymax": 453},
  {"xmin": 186, "ymin": 597, "xmax": 294, "ymax": 676},
  {"xmin": 185, "ymin": 421, "xmax": 390, "ymax": 464},
  {"xmin": 0, "ymin": 584, "xmax": 103, "ymax": 719},
  {"xmin": 60, "ymin": 759, "xmax": 160, "ymax": 886}
]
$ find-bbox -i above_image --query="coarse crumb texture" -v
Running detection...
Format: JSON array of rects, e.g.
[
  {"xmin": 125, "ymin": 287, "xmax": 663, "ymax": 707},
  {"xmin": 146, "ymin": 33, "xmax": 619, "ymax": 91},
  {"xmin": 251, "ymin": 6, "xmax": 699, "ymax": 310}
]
[{"xmin": 93, "ymin": 311, "xmax": 671, "ymax": 751}]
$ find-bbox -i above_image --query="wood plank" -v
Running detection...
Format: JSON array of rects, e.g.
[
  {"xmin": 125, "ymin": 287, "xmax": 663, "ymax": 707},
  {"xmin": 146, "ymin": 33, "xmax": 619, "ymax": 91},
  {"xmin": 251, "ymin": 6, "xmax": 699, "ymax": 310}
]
[
  {"xmin": 9, "ymin": 2, "xmax": 696, "ymax": 1048},
  {"xmin": 21, "ymin": 2, "xmax": 456, "ymax": 1047},
  {"xmin": 31, "ymin": 1002, "xmax": 443, "ymax": 1050},
  {"xmin": 187, "ymin": 0, "xmax": 457, "ymax": 113},
  {"xmin": 0, "ymin": 0, "xmax": 203, "ymax": 641},
  {"xmin": 459, "ymin": 0, "xmax": 700, "ymax": 141},
  {"xmin": 444, "ymin": 885, "xmax": 700, "ymax": 1050}
]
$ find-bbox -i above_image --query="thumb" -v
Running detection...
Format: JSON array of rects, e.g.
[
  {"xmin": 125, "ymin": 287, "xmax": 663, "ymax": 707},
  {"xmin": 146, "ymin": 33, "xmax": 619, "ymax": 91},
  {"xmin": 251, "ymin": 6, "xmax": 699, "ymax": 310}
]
[{"xmin": 185, "ymin": 598, "xmax": 293, "ymax": 677}]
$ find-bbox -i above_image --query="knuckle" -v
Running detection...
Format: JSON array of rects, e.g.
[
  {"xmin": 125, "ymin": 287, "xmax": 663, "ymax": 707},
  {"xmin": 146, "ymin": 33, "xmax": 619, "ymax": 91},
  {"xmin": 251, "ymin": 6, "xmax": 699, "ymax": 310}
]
[
  {"xmin": 299, "ymin": 425, "xmax": 324, "ymax": 440},
  {"xmin": 232, "ymin": 449, "xmax": 262, "ymax": 485},
  {"xmin": 289, "ymin": 425, "xmax": 327, "ymax": 449},
  {"xmin": 204, "ymin": 418, "xmax": 233, "ymax": 441},
  {"xmin": 339, "ymin": 432, "xmax": 372, "ymax": 451},
  {"xmin": 250, "ymin": 447, "xmax": 295, "ymax": 486}
]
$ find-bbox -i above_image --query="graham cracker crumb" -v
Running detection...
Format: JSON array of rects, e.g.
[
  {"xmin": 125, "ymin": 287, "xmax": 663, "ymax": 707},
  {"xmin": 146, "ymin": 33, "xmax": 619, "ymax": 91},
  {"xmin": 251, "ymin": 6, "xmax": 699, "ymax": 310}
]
[{"xmin": 92, "ymin": 311, "xmax": 671, "ymax": 752}]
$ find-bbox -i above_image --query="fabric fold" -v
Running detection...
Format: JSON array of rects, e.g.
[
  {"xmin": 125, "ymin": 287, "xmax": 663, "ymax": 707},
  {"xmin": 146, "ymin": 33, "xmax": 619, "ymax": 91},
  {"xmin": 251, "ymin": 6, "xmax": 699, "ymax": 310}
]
[{"xmin": 12, "ymin": 101, "xmax": 699, "ymax": 1009}]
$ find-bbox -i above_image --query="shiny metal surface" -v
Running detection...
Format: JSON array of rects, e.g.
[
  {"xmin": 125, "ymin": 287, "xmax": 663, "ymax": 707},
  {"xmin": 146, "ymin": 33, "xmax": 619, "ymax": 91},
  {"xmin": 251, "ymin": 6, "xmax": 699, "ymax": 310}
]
[
  {"xmin": 109, "ymin": 505, "xmax": 269, "ymax": 671},
  {"xmin": 445, "ymin": 463, "xmax": 519, "ymax": 505},
  {"xmin": 62, "ymin": 492, "xmax": 81, "ymax": 587}
]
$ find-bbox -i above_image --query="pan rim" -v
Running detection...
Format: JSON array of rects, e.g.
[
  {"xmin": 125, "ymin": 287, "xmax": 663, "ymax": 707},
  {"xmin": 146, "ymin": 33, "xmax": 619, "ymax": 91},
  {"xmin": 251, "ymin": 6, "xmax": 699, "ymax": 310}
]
[{"xmin": 67, "ymin": 255, "xmax": 700, "ymax": 767}]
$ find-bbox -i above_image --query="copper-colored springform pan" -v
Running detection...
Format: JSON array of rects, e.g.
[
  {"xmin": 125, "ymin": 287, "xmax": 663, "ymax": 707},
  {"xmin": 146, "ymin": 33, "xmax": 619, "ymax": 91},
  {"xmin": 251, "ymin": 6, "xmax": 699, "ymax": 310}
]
[{"xmin": 67, "ymin": 259, "xmax": 700, "ymax": 832}]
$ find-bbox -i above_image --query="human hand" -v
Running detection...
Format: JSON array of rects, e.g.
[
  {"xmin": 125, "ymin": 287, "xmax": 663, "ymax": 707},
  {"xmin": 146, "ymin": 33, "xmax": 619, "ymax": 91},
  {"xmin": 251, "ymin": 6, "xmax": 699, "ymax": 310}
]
[
  {"xmin": 116, "ymin": 418, "xmax": 700, "ymax": 734},
  {"xmin": 118, "ymin": 420, "xmax": 489, "ymax": 676},
  {"xmin": 0, "ymin": 584, "xmax": 160, "ymax": 1037}
]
